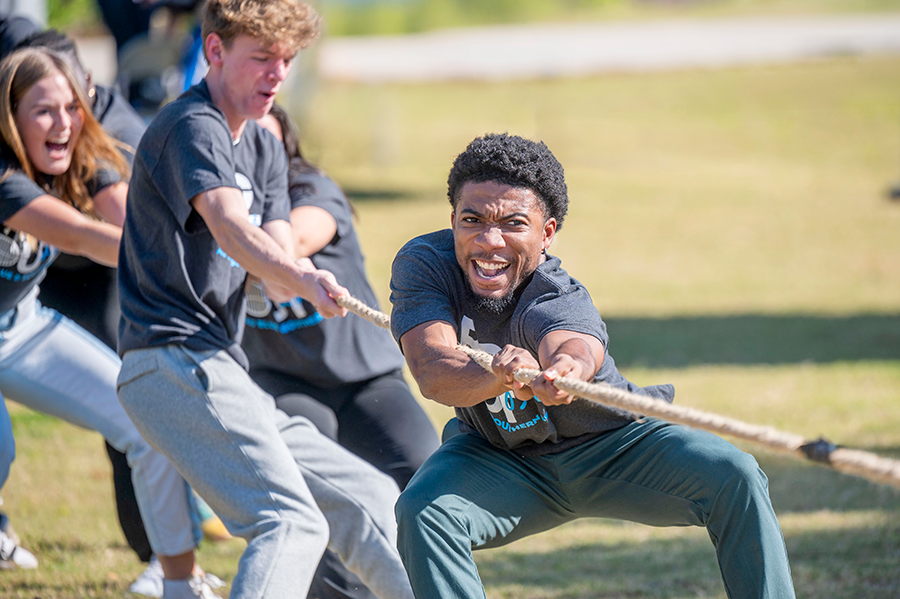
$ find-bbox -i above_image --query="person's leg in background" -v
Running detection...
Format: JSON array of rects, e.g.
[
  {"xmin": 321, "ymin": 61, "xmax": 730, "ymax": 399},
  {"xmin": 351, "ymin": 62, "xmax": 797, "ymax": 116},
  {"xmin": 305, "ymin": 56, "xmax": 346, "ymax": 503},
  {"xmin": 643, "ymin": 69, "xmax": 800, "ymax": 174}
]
[
  {"xmin": 259, "ymin": 370, "xmax": 440, "ymax": 491},
  {"xmin": 105, "ymin": 441, "xmax": 154, "ymax": 561},
  {"xmin": 0, "ymin": 395, "xmax": 14, "ymax": 490},
  {"xmin": 328, "ymin": 371, "xmax": 439, "ymax": 490}
]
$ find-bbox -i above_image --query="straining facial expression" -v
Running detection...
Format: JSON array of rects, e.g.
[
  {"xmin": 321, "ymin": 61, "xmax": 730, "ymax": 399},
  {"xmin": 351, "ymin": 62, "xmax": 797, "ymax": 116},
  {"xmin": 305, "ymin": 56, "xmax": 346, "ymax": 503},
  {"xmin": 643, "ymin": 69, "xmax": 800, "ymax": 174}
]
[
  {"xmin": 208, "ymin": 33, "xmax": 295, "ymax": 124},
  {"xmin": 451, "ymin": 180, "xmax": 556, "ymax": 310},
  {"xmin": 13, "ymin": 67, "xmax": 83, "ymax": 176}
]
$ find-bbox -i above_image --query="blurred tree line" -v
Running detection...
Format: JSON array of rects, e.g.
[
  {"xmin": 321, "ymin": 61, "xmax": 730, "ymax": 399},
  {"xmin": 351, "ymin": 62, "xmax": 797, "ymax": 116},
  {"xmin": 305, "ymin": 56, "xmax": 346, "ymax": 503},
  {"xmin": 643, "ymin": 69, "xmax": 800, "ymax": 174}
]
[
  {"xmin": 44, "ymin": 0, "xmax": 667, "ymax": 37},
  {"xmin": 47, "ymin": 0, "xmax": 899, "ymax": 38}
]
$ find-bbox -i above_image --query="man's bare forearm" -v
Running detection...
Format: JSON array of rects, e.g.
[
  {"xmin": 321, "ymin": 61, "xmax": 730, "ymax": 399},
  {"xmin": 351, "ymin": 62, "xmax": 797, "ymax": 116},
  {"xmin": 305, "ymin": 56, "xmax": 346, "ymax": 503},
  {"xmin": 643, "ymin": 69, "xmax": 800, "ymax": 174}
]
[
  {"xmin": 215, "ymin": 215, "xmax": 312, "ymax": 286},
  {"xmin": 401, "ymin": 321, "xmax": 508, "ymax": 407}
]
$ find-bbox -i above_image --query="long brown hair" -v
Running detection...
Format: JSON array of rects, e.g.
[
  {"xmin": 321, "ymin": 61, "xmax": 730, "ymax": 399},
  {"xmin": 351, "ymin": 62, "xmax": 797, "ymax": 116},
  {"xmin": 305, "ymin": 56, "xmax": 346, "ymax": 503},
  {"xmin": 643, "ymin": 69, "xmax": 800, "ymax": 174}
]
[{"xmin": 0, "ymin": 47, "xmax": 128, "ymax": 218}]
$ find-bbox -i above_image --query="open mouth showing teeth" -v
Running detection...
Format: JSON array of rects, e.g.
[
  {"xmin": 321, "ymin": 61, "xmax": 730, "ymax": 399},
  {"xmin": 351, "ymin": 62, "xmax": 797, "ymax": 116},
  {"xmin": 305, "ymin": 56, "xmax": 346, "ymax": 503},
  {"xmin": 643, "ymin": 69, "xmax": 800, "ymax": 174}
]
[
  {"xmin": 474, "ymin": 259, "xmax": 509, "ymax": 278},
  {"xmin": 46, "ymin": 138, "xmax": 68, "ymax": 153}
]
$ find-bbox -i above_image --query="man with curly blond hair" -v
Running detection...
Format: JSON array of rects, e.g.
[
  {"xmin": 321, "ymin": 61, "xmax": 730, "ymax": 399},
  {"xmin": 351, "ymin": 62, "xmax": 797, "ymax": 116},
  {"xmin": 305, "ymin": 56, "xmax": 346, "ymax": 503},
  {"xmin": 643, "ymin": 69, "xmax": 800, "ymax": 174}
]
[{"xmin": 115, "ymin": 1, "xmax": 415, "ymax": 598}]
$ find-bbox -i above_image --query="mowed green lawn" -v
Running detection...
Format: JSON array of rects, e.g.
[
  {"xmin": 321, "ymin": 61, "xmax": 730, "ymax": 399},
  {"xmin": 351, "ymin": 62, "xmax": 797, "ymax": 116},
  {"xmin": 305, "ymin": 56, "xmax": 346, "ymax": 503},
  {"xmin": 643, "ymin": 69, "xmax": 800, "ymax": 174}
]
[{"xmin": 3, "ymin": 55, "xmax": 899, "ymax": 597}]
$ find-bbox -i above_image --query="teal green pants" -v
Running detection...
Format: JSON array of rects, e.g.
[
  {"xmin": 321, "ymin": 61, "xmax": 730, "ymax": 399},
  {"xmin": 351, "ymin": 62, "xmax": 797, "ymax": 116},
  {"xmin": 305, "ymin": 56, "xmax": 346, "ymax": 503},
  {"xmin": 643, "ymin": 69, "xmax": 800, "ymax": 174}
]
[{"xmin": 395, "ymin": 418, "xmax": 795, "ymax": 599}]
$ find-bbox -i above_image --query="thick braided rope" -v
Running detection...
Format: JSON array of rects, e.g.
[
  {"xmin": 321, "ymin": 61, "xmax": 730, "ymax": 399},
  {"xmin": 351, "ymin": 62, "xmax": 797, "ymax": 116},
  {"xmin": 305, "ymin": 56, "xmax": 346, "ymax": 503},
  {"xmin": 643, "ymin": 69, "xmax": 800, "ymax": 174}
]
[{"xmin": 335, "ymin": 294, "xmax": 900, "ymax": 489}]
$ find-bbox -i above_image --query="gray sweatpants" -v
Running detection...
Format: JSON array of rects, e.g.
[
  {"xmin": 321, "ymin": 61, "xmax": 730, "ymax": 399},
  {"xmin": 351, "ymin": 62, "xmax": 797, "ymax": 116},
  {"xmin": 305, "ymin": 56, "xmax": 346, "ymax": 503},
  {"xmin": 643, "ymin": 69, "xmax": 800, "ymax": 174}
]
[
  {"xmin": 0, "ymin": 291, "xmax": 196, "ymax": 556},
  {"xmin": 117, "ymin": 344, "xmax": 414, "ymax": 599}
]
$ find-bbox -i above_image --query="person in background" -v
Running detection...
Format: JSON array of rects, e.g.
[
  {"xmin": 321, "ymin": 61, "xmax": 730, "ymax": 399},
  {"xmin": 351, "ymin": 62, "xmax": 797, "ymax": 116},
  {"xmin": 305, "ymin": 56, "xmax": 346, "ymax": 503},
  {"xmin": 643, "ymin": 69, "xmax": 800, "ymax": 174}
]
[
  {"xmin": 390, "ymin": 133, "xmax": 796, "ymax": 599},
  {"xmin": 245, "ymin": 102, "xmax": 439, "ymax": 599},
  {"xmin": 0, "ymin": 47, "xmax": 215, "ymax": 596},
  {"xmin": 94, "ymin": 0, "xmax": 205, "ymax": 117}
]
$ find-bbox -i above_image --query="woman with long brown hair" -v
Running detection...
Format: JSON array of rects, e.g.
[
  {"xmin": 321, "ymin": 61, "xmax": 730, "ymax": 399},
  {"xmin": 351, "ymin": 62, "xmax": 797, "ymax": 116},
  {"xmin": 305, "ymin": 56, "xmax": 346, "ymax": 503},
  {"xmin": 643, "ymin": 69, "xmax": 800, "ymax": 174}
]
[{"xmin": 0, "ymin": 47, "xmax": 217, "ymax": 598}]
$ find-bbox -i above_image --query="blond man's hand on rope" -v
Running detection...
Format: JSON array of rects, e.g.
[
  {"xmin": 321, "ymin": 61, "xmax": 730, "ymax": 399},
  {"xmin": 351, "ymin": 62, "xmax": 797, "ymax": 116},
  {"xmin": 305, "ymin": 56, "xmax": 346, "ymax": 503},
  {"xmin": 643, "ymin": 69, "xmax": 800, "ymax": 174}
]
[
  {"xmin": 294, "ymin": 258, "xmax": 349, "ymax": 319},
  {"xmin": 257, "ymin": 258, "xmax": 348, "ymax": 318},
  {"xmin": 261, "ymin": 258, "xmax": 349, "ymax": 319}
]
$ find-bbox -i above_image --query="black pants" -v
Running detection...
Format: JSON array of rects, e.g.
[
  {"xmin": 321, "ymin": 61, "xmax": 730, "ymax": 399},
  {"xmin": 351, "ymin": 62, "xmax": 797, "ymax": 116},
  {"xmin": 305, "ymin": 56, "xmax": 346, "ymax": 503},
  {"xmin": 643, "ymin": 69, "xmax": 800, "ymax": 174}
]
[
  {"xmin": 250, "ymin": 368, "xmax": 440, "ymax": 599},
  {"xmin": 38, "ymin": 258, "xmax": 153, "ymax": 563}
]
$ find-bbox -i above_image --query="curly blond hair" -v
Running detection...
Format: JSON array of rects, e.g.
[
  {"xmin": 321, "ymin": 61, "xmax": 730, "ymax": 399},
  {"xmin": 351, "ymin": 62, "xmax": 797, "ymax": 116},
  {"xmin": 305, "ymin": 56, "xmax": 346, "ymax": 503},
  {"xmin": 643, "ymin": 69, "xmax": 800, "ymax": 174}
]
[
  {"xmin": 202, "ymin": 0, "xmax": 320, "ymax": 56},
  {"xmin": 0, "ymin": 47, "xmax": 128, "ymax": 219}
]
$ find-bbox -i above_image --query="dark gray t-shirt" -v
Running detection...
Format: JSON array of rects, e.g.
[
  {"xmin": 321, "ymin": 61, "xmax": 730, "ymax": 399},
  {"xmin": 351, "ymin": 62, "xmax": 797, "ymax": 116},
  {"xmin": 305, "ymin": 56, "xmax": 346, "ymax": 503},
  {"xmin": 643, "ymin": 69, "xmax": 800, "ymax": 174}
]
[
  {"xmin": 390, "ymin": 229, "xmax": 674, "ymax": 455},
  {"xmin": 0, "ymin": 163, "xmax": 56, "ymax": 314},
  {"xmin": 242, "ymin": 165, "xmax": 404, "ymax": 386},
  {"xmin": 0, "ymin": 153, "xmax": 119, "ymax": 314},
  {"xmin": 117, "ymin": 81, "xmax": 289, "ymax": 368}
]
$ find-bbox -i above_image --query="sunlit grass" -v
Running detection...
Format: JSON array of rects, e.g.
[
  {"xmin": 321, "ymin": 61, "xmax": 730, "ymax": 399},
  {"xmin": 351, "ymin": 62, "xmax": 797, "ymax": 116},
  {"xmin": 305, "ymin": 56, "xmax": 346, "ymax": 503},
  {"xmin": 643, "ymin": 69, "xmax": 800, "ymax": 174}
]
[{"xmin": 300, "ymin": 56, "xmax": 900, "ymax": 318}]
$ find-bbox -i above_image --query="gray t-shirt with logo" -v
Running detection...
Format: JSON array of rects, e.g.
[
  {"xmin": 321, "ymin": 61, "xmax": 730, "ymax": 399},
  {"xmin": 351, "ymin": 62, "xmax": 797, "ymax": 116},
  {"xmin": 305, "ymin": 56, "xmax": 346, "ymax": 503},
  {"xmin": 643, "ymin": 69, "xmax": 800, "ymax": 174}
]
[
  {"xmin": 0, "ymin": 153, "xmax": 119, "ymax": 314},
  {"xmin": 117, "ymin": 81, "xmax": 289, "ymax": 368},
  {"xmin": 390, "ymin": 229, "xmax": 674, "ymax": 455},
  {"xmin": 242, "ymin": 166, "xmax": 404, "ymax": 386},
  {"xmin": 0, "ymin": 164, "xmax": 56, "ymax": 314}
]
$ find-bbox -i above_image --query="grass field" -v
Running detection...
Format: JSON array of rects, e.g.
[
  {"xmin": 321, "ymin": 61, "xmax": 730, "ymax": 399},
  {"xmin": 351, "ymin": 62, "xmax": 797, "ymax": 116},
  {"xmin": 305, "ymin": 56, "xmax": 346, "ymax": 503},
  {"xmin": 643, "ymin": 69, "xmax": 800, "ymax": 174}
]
[{"xmin": 3, "ymin": 50, "xmax": 900, "ymax": 599}]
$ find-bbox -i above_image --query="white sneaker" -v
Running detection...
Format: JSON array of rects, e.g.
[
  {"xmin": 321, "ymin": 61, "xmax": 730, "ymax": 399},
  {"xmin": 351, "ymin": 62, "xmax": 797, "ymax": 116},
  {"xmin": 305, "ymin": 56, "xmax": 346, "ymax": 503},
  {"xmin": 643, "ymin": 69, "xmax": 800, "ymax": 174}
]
[
  {"xmin": 0, "ymin": 529, "xmax": 38, "ymax": 570},
  {"xmin": 0, "ymin": 512, "xmax": 20, "ymax": 545},
  {"xmin": 129, "ymin": 555, "xmax": 164, "ymax": 597},
  {"xmin": 200, "ymin": 571, "xmax": 225, "ymax": 590},
  {"xmin": 129, "ymin": 556, "xmax": 225, "ymax": 598},
  {"xmin": 162, "ymin": 576, "xmax": 221, "ymax": 599}
]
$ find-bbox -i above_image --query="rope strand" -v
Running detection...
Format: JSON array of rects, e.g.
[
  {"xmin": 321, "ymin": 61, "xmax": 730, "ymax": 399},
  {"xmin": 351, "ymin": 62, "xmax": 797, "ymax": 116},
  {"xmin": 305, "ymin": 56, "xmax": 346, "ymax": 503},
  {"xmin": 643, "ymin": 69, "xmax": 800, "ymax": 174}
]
[{"xmin": 335, "ymin": 294, "xmax": 900, "ymax": 489}]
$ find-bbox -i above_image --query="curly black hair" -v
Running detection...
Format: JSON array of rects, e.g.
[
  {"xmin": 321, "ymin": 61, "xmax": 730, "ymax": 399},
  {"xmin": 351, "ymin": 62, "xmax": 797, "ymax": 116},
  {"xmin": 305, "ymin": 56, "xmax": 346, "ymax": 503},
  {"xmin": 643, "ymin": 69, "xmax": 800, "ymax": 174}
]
[{"xmin": 447, "ymin": 133, "xmax": 568, "ymax": 229}]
